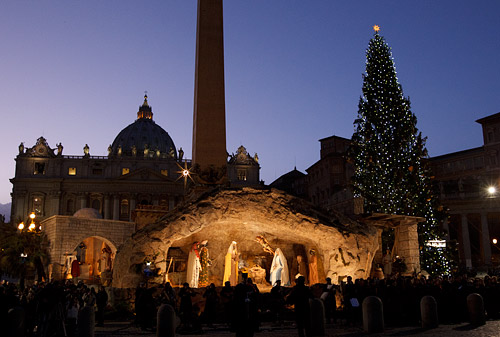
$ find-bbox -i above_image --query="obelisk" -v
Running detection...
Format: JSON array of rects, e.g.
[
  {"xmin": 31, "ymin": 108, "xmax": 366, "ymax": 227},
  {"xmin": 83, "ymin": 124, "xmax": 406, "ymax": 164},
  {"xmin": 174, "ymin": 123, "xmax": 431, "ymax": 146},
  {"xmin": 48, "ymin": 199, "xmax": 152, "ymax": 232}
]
[{"xmin": 192, "ymin": 0, "xmax": 227, "ymax": 174}]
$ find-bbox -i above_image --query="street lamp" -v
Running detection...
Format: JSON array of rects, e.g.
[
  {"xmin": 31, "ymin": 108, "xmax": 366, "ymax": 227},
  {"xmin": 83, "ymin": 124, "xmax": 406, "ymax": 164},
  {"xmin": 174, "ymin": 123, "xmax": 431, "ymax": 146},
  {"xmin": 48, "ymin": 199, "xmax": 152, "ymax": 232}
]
[
  {"xmin": 19, "ymin": 212, "xmax": 40, "ymax": 232},
  {"xmin": 493, "ymin": 238, "xmax": 498, "ymax": 245},
  {"xmin": 487, "ymin": 186, "xmax": 497, "ymax": 196}
]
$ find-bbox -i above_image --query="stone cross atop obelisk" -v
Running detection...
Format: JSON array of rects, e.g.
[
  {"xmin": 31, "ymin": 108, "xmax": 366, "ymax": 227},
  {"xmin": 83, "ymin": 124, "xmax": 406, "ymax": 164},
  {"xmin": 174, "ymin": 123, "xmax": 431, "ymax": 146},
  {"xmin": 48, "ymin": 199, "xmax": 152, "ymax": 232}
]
[{"xmin": 192, "ymin": 0, "xmax": 227, "ymax": 182}]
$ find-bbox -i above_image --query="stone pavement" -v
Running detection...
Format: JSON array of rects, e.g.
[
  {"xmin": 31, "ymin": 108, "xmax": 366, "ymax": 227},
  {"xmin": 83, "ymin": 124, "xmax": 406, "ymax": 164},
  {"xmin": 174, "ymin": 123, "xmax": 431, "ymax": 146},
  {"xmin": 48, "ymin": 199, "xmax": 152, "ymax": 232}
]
[{"xmin": 95, "ymin": 320, "xmax": 500, "ymax": 336}]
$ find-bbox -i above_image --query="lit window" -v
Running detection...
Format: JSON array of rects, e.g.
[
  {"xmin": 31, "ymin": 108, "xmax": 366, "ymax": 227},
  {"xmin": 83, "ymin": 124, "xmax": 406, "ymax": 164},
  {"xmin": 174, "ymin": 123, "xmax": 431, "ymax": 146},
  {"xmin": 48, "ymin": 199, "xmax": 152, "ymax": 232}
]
[
  {"xmin": 34, "ymin": 162, "xmax": 45, "ymax": 175},
  {"xmin": 237, "ymin": 169, "xmax": 247, "ymax": 181},
  {"xmin": 33, "ymin": 196, "xmax": 43, "ymax": 215},
  {"xmin": 161, "ymin": 169, "xmax": 168, "ymax": 176},
  {"xmin": 122, "ymin": 168, "xmax": 130, "ymax": 175},
  {"xmin": 68, "ymin": 167, "xmax": 77, "ymax": 175}
]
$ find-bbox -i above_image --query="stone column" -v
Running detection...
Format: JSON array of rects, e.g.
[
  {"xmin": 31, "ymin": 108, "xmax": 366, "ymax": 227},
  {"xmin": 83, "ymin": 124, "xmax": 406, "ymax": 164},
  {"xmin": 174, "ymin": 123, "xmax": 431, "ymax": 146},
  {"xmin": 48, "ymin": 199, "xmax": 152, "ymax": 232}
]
[
  {"xmin": 395, "ymin": 221, "xmax": 420, "ymax": 274},
  {"xmin": 461, "ymin": 214, "xmax": 472, "ymax": 269},
  {"xmin": 49, "ymin": 191, "xmax": 61, "ymax": 216},
  {"xmin": 113, "ymin": 196, "xmax": 120, "ymax": 220},
  {"xmin": 104, "ymin": 195, "xmax": 110, "ymax": 220},
  {"xmin": 168, "ymin": 196, "xmax": 175, "ymax": 211},
  {"xmin": 130, "ymin": 197, "xmax": 136, "ymax": 222},
  {"xmin": 442, "ymin": 218, "xmax": 451, "ymax": 242},
  {"xmin": 481, "ymin": 212, "xmax": 492, "ymax": 265},
  {"xmin": 79, "ymin": 193, "xmax": 87, "ymax": 210}
]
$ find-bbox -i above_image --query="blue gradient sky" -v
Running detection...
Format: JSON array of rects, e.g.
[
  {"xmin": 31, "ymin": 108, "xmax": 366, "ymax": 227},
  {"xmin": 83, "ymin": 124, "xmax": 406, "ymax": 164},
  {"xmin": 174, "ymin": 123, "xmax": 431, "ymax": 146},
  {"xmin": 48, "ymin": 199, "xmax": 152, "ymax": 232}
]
[{"xmin": 1, "ymin": 1, "xmax": 499, "ymax": 204}]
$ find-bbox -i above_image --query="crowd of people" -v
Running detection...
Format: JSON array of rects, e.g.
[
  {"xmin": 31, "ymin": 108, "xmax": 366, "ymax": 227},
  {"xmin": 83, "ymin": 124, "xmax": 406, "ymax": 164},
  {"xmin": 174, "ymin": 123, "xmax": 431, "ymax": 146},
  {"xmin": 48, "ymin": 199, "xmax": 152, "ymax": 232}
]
[
  {"xmin": 3, "ymin": 273, "xmax": 500, "ymax": 336},
  {"xmin": 1, "ymin": 280, "xmax": 108, "ymax": 337}
]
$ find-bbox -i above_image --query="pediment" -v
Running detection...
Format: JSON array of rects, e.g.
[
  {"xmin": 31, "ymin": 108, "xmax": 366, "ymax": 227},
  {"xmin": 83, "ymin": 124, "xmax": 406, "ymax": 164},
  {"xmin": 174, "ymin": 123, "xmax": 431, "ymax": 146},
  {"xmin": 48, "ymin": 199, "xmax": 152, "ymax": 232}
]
[
  {"xmin": 25, "ymin": 137, "xmax": 56, "ymax": 158},
  {"xmin": 117, "ymin": 167, "xmax": 175, "ymax": 182}
]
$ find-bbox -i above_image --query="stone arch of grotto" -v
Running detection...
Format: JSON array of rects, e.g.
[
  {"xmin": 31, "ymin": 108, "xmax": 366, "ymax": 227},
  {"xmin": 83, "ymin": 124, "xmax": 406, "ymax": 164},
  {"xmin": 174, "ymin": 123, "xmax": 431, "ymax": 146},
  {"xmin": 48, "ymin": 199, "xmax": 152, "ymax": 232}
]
[{"xmin": 112, "ymin": 188, "xmax": 381, "ymax": 289}]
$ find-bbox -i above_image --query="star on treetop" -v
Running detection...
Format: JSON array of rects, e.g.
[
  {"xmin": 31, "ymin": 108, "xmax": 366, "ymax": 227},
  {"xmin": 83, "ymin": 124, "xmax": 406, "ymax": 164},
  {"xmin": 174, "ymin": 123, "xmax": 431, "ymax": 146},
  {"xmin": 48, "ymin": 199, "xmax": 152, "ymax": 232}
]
[{"xmin": 373, "ymin": 25, "xmax": 380, "ymax": 33}]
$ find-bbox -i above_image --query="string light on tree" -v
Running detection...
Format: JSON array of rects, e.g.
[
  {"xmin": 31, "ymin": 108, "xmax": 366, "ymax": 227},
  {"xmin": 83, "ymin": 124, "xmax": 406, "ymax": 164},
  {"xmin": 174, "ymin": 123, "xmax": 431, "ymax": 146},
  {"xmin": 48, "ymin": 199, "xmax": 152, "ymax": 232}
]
[{"xmin": 348, "ymin": 27, "xmax": 455, "ymax": 276}]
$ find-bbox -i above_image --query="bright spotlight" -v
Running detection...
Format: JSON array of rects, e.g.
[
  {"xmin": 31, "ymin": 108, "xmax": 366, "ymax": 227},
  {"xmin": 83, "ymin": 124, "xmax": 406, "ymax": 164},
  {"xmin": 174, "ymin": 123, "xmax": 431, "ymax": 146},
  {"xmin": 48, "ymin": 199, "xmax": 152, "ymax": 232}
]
[
  {"xmin": 493, "ymin": 238, "xmax": 498, "ymax": 245},
  {"xmin": 488, "ymin": 186, "xmax": 497, "ymax": 195}
]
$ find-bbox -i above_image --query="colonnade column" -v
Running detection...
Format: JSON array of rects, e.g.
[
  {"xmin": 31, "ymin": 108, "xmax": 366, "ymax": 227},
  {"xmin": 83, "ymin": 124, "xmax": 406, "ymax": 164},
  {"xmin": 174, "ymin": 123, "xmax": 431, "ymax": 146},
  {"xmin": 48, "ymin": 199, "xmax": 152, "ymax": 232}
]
[
  {"xmin": 130, "ymin": 197, "xmax": 136, "ymax": 222},
  {"xmin": 461, "ymin": 214, "xmax": 473, "ymax": 269},
  {"xmin": 168, "ymin": 196, "xmax": 175, "ymax": 211},
  {"xmin": 442, "ymin": 218, "xmax": 451, "ymax": 242},
  {"xmin": 481, "ymin": 212, "xmax": 492, "ymax": 265},
  {"xmin": 79, "ymin": 193, "xmax": 87, "ymax": 210},
  {"xmin": 49, "ymin": 191, "xmax": 61, "ymax": 216},
  {"xmin": 113, "ymin": 196, "xmax": 120, "ymax": 220},
  {"xmin": 104, "ymin": 195, "xmax": 110, "ymax": 219}
]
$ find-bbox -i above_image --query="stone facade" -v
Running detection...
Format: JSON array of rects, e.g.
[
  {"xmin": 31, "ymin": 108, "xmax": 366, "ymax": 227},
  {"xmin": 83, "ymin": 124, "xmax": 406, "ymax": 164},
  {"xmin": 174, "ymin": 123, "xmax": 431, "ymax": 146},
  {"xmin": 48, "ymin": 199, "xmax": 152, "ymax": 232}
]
[
  {"xmin": 41, "ymin": 214, "xmax": 135, "ymax": 280},
  {"xmin": 227, "ymin": 146, "xmax": 260, "ymax": 187},
  {"xmin": 306, "ymin": 136, "xmax": 355, "ymax": 214},
  {"xmin": 9, "ymin": 96, "xmax": 262, "ymax": 284},
  {"xmin": 10, "ymin": 98, "xmax": 187, "ymax": 224},
  {"xmin": 429, "ymin": 112, "xmax": 500, "ymax": 269}
]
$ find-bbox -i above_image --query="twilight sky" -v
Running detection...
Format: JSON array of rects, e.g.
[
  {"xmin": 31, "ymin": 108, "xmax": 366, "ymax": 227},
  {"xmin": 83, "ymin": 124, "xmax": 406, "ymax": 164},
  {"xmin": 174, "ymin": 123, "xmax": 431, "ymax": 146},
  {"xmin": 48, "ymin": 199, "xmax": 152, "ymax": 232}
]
[{"xmin": 0, "ymin": 1, "xmax": 499, "ymax": 204}]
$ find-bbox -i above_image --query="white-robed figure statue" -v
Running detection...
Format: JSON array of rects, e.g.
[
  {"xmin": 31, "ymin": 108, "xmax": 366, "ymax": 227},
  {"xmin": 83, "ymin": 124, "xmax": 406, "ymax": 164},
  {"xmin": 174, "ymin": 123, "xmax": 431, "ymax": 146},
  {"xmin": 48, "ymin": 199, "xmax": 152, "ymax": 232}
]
[
  {"xmin": 186, "ymin": 242, "xmax": 202, "ymax": 288},
  {"xmin": 223, "ymin": 241, "xmax": 239, "ymax": 286},
  {"xmin": 270, "ymin": 248, "xmax": 290, "ymax": 286}
]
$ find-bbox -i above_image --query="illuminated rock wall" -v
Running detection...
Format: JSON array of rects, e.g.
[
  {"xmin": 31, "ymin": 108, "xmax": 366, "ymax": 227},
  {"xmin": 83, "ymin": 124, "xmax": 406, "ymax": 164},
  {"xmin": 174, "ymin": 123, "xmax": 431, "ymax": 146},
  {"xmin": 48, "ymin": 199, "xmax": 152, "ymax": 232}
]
[{"xmin": 112, "ymin": 188, "xmax": 380, "ymax": 288}]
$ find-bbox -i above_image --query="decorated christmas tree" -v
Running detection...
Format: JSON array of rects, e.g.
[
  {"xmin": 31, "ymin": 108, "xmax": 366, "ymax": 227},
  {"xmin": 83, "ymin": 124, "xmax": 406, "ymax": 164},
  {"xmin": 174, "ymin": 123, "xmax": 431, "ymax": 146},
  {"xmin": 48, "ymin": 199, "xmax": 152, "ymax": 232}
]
[{"xmin": 349, "ymin": 26, "xmax": 455, "ymax": 275}]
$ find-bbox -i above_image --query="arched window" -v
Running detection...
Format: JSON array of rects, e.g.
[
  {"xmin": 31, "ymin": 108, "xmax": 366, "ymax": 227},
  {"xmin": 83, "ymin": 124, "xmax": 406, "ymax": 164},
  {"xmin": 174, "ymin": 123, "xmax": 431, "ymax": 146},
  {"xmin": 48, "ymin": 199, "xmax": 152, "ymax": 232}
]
[
  {"xmin": 120, "ymin": 199, "xmax": 129, "ymax": 215},
  {"xmin": 92, "ymin": 199, "xmax": 101, "ymax": 212},
  {"xmin": 67, "ymin": 199, "xmax": 74, "ymax": 215},
  {"xmin": 32, "ymin": 196, "xmax": 44, "ymax": 216}
]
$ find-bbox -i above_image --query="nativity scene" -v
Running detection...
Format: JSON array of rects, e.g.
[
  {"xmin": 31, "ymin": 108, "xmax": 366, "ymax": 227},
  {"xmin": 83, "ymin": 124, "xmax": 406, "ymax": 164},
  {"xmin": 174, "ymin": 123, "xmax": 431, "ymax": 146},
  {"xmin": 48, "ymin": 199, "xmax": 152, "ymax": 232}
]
[{"xmin": 112, "ymin": 188, "xmax": 384, "ymax": 289}]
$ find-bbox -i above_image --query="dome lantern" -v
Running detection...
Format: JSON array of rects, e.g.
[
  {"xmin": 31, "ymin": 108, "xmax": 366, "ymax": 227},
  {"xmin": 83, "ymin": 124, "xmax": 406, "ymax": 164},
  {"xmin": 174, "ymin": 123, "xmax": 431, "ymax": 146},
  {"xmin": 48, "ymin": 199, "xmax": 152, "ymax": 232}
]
[{"xmin": 137, "ymin": 94, "xmax": 153, "ymax": 120}]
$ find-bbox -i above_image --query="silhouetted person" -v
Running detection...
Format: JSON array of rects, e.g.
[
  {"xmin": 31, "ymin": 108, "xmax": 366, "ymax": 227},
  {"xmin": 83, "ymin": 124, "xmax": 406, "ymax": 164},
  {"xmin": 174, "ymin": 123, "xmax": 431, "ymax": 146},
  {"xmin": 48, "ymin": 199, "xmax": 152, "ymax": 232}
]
[
  {"xmin": 203, "ymin": 283, "xmax": 218, "ymax": 328},
  {"xmin": 322, "ymin": 277, "xmax": 336, "ymax": 323},
  {"xmin": 96, "ymin": 286, "xmax": 108, "ymax": 326},
  {"xmin": 232, "ymin": 283, "xmax": 255, "ymax": 337},
  {"xmin": 343, "ymin": 275, "xmax": 359, "ymax": 326},
  {"xmin": 220, "ymin": 281, "xmax": 234, "ymax": 328},
  {"xmin": 179, "ymin": 282, "xmax": 196, "ymax": 330},
  {"xmin": 245, "ymin": 278, "xmax": 260, "ymax": 332},
  {"xmin": 270, "ymin": 279, "xmax": 285, "ymax": 325},
  {"xmin": 160, "ymin": 282, "xmax": 177, "ymax": 308},
  {"xmin": 136, "ymin": 287, "xmax": 155, "ymax": 330},
  {"xmin": 135, "ymin": 282, "xmax": 146, "ymax": 327},
  {"xmin": 287, "ymin": 275, "xmax": 312, "ymax": 337}
]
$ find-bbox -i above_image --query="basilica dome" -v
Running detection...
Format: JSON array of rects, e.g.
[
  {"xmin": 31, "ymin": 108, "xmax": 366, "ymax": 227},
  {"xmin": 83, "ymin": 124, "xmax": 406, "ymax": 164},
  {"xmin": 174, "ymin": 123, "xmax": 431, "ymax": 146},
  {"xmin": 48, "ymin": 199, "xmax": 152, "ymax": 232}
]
[
  {"xmin": 110, "ymin": 95, "xmax": 177, "ymax": 159},
  {"xmin": 73, "ymin": 208, "xmax": 103, "ymax": 219}
]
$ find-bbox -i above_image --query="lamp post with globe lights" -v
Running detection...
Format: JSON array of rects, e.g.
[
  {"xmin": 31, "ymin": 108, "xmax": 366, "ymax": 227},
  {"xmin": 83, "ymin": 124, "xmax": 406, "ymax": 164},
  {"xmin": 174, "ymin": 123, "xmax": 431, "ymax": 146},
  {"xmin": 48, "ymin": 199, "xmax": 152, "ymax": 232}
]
[{"xmin": 12, "ymin": 212, "xmax": 48, "ymax": 287}]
